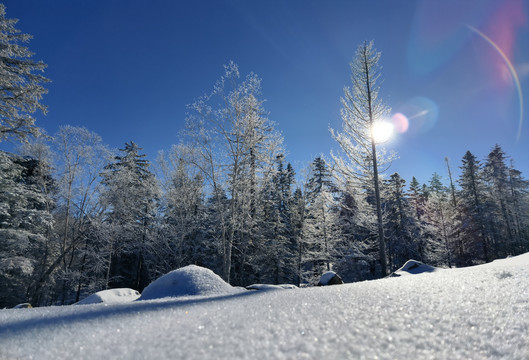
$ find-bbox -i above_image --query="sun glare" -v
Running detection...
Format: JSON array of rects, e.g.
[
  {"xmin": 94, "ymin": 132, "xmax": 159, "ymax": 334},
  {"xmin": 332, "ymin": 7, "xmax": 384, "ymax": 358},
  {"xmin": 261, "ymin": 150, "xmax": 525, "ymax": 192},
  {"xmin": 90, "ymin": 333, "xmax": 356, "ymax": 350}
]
[{"xmin": 371, "ymin": 121, "xmax": 394, "ymax": 143}]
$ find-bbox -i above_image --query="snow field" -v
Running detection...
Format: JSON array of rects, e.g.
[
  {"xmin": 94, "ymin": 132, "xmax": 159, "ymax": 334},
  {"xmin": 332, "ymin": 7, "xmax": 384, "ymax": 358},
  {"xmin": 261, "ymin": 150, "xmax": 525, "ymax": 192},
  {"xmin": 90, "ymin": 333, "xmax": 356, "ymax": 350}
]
[{"xmin": 0, "ymin": 254, "xmax": 528, "ymax": 359}]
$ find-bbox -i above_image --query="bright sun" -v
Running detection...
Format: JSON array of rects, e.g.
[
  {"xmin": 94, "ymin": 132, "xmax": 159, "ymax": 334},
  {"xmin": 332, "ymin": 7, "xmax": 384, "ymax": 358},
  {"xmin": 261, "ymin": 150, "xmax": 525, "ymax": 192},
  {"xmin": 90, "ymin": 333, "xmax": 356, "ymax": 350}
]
[{"xmin": 371, "ymin": 121, "xmax": 394, "ymax": 143}]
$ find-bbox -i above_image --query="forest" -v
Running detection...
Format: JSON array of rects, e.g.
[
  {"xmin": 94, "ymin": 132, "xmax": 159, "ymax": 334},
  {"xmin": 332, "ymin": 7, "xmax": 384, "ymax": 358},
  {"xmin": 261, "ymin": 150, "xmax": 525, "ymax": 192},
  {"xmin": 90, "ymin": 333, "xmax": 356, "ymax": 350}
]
[{"xmin": 1, "ymin": 4, "xmax": 529, "ymax": 308}]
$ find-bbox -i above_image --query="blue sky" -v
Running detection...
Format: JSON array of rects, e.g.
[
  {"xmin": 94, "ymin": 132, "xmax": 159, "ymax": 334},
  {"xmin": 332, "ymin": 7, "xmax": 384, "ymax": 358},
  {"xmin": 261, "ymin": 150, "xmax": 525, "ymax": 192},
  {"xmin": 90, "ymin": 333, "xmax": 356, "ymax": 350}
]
[{"xmin": 3, "ymin": 0, "xmax": 529, "ymax": 185}]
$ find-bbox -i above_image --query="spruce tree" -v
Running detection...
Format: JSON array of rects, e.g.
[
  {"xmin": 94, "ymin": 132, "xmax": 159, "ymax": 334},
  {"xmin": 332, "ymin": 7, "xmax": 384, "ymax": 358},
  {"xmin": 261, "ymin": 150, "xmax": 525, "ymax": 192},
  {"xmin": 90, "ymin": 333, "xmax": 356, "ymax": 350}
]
[
  {"xmin": 291, "ymin": 187, "xmax": 305, "ymax": 286},
  {"xmin": 459, "ymin": 151, "xmax": 489, "ymax": 262},
  {"xmin": 483, "ymin": 145, "xmax": 514, "ymax": 257},
  {"xmin": 384, "ymin": 173, "xmax": 423, "ymax": 269},
  {"xmin": 0, "ymin": 151, "xmax": 53, "ymax": 307},
  {"xmin": 257, "ymin": 155, "xmax": 296, "ymax": 284},
  {"xmin": 425, "ymin": 173, "xmax": 454, "ymax": 266},
  {"xmin": 100, "ymin": 142, "xmax": 159, "ymax": 291},
  {"xmin": 301, "ymin": 157, "xmax": 340, "ymax": 283},
  {"xmin": 507, "ymin": 162, "xmax": 529, "ymax": 253}
]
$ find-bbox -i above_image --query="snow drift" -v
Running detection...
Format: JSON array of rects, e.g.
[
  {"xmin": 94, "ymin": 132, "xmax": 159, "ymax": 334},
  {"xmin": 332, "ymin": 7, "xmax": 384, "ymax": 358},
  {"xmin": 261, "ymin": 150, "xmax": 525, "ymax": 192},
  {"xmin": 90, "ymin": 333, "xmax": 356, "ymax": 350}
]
[
  {"xmin": 75, "ymin": 288, "xmax": 140, "ymax": 305},
  {"xmin": 1, "ymin": 253, "xmax": 528, "ymax": 359},
  {"xmin": 138, "ymin": 265, "xmax": 241, "ymax": 300}
]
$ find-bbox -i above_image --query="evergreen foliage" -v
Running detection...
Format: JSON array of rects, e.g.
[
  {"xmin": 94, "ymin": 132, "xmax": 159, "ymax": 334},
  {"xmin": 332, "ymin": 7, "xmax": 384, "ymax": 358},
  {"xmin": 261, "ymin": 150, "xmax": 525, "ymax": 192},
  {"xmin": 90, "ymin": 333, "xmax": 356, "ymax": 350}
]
[
  {"xmin": 100, "ymin": 142, "xmax": 160, "ymax": 291},
  {"xmin": 0, "ymin": 151, "xmax": 53, "ymax": 308},
  {"xmin": 0, "ymin": 4, "xmax": 49, "ymax": 142},
  {"xmin": 2, "ymin": 138, "xmax": 528, "ymax": 307}
]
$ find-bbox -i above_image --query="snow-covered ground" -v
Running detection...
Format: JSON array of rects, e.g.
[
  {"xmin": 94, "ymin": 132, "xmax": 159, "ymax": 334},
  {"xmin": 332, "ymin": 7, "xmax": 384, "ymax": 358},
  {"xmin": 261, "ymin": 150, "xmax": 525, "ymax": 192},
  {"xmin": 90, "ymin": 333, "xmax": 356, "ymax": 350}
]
[{"xmin": 1, "ymin": 254, "xmax": 528, "ymax": 359}]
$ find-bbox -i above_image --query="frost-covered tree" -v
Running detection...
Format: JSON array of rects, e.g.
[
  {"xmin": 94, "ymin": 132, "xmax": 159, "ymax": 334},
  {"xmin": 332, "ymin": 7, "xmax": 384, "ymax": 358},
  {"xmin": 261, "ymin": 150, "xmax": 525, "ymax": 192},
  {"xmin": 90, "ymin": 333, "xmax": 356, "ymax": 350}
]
[
  {"xmin": 50, "ymin": 127, "xmax": 112, "ymax": 302},
  {"xmin": 507, "ymin": 162, "xmax": 529, "ymax": 253},
  {"xmin": 459, "ymin": 151, "xmax": 489, "ymax": 262},
  {"xmin": 383, "ymin": 173, "xmax": 424, "ymax": 270},
  {"xmin": 443, "ymin": 157, "xmax": 467, "ymax": 265},
  {"xmin": 301, "ymin": 157, "xmax": 341, "ymax": 284},
  {"xmin": 185, "ymin": 62, "xmax": 283, "ymax": 284},
  {"xmin": 408, "ymin": 177, "xmax": 426, "ymax": 222},
  {"xmin": 154, "ymin": 144, "xmax": 207, "ymax": 276},
  {"xmin": 331, "ymin": 179, "xmax": 377, "ymax": 282},
  {"xmin": 483, "ymin": 145, "xmax": 515, "ymax": 258},
  {"xmin": 100, "ymin": 142, "xmax": 160, "ymax": 291},
  {"xmin": 423, "ymin": 173, "xmax": 455, "ymax": 266},
  {"xmin": 256, "ymin": 155, "xmax": 298, "ymax": 284},
  {"xmin": 0, "ymin": 4, "xmax": 49, "ymax": 143},
  {"xmin": 330, "ymin": 41, "xmax": 395, "ymax": 276},
  {"xmin": 0, "ymin": 151, "xmax": 53, "ymax": 308},
  {"xmin": 14, "ymin": 138, "xmax": 59, "ymax": 304},
  {"xmin": 290, "ymin": 187, "xmax": 306, "ymax": 286}
]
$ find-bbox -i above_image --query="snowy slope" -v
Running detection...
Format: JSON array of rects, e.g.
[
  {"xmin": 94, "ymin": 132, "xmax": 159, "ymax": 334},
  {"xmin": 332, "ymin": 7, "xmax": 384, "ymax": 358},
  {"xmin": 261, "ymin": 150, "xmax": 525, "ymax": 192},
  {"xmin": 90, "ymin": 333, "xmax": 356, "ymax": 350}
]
[{"xmin": 1, "ymin": 253, "xmax": 528, "ymax": 359}]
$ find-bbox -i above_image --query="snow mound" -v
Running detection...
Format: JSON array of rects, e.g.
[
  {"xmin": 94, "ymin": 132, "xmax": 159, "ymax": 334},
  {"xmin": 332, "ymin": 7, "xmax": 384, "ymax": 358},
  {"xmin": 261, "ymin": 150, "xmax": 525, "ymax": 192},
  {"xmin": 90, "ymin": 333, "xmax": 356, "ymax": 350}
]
[
  {"xmin": 390, "ymin": 260, "xmax": 438, "ymax": 277},
  {"xmin": 75, "ymin": 288, "xmax": 140, "ymax": 305},
  {"xmin": 317, "ymin": 271, "xmax": 344, "ymax": 285},
  {"xmin": 246, "ymin": 284, "xmax": 298, "ymax": 291},
  {"xmin": 138, "ymin": 265, "xmax": 241, "ymax": 300}
]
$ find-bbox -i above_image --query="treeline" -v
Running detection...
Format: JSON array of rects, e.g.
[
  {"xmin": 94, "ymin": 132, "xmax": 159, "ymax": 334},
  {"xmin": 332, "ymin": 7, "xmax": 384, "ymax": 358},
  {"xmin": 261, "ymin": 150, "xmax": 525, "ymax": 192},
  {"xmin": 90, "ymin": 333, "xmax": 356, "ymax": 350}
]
[{"xmin": 1, "ymin": 117, "xmax": 528, "ymax": 307}]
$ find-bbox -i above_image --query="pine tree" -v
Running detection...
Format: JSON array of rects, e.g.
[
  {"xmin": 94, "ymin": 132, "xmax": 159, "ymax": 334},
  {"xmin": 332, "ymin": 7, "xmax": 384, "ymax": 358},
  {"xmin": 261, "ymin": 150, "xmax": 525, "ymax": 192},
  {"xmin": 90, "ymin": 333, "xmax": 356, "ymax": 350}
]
[
  {"xmin": 0, "ymin": 151, "xmax": 53, "ymax": 307},
  {"xmin": 383, "ymin": 173, "xmax": 424, "ymax": 270},
  {"xmin": 425, "ymin": 173, "xmax": 454, "ymax": 266},
  {"xmin": 507, "ymin": 162, "xmax": 529, "ymax": 253},
  {"xmin": 0, "ymin": 4, "xmax": 49, "ymax": 142},
  {"xmin": 306, "ymin": 157, "xmax": 334, "ymax": 201},
  {"xmin": 256, "ymin": 155, "xmax": 296, "ymax": 284},
  {"xmin": 291, "ymin": 187, "xmax": 306, "ymax": 286},
  {"xmin": 459, "ymin": 151, "xmax": 490, "ymax": 262},
  {"xmin": 301, "ymin": 157, "xmax": 340, "ymax": 284},
  {"xmin": 408, "ymin": 177, "xmax": 424, "ymax": 222},
  {"xmin": 444, "ymin": 157, "xmax": 466, "ymax": 265},
  {"xmin": 333, "ymin": 181, "xmax": 378, "ymax": 282},
  {"xmin": 100, "ymin": 142, "xmax": 159, "ymax": 291},
  {"xmin": 483, "ymin": 145, "xmax": 514, "ymax": 258}
]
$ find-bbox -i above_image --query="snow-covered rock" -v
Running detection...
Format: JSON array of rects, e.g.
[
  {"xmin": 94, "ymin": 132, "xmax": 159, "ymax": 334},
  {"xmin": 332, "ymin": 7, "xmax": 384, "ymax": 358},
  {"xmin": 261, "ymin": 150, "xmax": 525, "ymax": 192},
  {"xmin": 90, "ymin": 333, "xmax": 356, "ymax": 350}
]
[
  {"xmin": 75, "ymin": 288, "xmax": 140, "ymax": 305},
  {"xmin": 246, "ymin": 284, "xmax": 298, "ymax": 291},
  {"xmin": 12, "ymin": 303, "xmax": 32, "ymax": 309},
  {"xmin": 389, "ymin": 259, "xmax": 438, "ymax": 277},
  {"xmin": 317, "ymin": 271, "xmax": 344, "ymax": 286},
  {"xmin": 138, "ymin": 265, "xmax": 242, "ymax": 300}
]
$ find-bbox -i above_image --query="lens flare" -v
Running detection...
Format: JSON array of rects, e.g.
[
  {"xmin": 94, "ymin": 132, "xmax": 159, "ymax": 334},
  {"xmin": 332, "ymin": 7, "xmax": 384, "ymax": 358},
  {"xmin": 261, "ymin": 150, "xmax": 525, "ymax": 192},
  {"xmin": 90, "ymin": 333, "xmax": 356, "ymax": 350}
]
[
  {"xmin": 371, "ymin": 121, "xmax": 394, "ymax": 143},
  {"xmin": 467, "ymin": 25, "xmax": 524, "ymax": 142},
  {"xmin": 400, "ymin": 97, "xmax": 439, "ymax": 134},
  {"xmin": 391, "ymin": 113, "xmax": 409, "ymax": 133}
]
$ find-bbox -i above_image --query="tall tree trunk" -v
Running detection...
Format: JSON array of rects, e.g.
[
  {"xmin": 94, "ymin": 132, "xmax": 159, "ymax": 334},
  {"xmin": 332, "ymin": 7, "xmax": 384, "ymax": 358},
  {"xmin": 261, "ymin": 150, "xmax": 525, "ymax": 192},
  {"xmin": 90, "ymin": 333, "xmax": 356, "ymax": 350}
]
[{"xmin": 364, "ymin": 52, "xmax": 387, "ymax": 277}]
